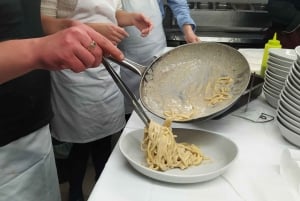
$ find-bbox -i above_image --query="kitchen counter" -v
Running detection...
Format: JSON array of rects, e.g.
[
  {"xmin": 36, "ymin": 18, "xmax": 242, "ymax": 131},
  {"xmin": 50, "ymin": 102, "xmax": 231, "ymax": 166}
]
[
  {"xmin": 87, "ymin": 49, "xmax": 300, "ymax": 201},
  {"xmin": 87, "ymin": 95, "xmax": 300, "ymax": 201}
]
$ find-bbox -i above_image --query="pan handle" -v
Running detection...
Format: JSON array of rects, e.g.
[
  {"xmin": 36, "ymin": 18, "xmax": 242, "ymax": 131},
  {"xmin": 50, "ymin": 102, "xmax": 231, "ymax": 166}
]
[
  {"xmin": 102, "ymin": 58, "xmax": 150, "ymax": 126},
  {"xmin": 106, "ymin": 56, "xmax": 147, "ymax": 76}
]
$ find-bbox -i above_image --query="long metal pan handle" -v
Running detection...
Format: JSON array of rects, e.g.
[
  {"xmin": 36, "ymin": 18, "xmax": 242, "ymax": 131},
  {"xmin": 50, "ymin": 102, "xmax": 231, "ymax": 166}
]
[
  {"xmin": 106, "ymin": 56, "xmax": 147, "ymax": 76},
  {"xmin": 102, "ymin": 58, "xmax": 150, "ymax": 126}
]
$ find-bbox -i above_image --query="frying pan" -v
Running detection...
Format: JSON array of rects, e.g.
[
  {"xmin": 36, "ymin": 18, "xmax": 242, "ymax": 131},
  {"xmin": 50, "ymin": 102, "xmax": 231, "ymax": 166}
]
[{"xmin": 108, "ymin": 42, "xmax": 251, "ymax": 122}]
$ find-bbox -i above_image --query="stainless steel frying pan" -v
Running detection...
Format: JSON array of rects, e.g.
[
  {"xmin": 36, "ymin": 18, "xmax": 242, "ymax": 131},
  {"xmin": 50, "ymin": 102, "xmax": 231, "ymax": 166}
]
[{"xmin": 108, "ymin": 42, "xmax": 251, "ymax": 122}]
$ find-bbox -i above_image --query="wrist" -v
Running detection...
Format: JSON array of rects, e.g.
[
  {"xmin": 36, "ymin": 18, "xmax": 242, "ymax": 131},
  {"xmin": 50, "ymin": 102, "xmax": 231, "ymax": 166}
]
[
  {"xmin": 30, "ymin": 38, "xmax": 47, "ymax": 70},
  {"xmin": 183, "ymin": 24, "xmax": 194, "ymax": 34}
]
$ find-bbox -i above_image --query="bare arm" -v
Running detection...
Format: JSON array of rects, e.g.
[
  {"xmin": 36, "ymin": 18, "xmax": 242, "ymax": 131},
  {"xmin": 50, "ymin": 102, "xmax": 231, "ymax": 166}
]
[
  {"xmin": 182, "ymin": 24, "xmax": 200, "ymax": 43},
  {"xmin": 0, "ymin": 39, "xmax": 40, "ymax": 83},
  {"xmin": 0, "ymin": 23, "xmax": 124, "ymax": 84},
  {"xmin": 116, "ymin": 10, "xmax": 153, "ymax": 36},
  {"xmin": 86, "ymin": 22, "xmax": 128, "ymax": 45},
  {"xmin": 41, "ymin": 15, "xmax": 75, "ymax": 35}
]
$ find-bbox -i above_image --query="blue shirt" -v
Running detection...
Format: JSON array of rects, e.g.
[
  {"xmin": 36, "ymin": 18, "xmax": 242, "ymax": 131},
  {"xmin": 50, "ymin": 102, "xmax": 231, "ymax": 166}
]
[{"xmin": 157, "ymin": 0, "xmax": 196, "ymax": 31}]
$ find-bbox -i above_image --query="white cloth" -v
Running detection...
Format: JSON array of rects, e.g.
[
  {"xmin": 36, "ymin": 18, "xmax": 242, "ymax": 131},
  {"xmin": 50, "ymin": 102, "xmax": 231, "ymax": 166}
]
[
  {"xmin": 50, "ymin": 0, "xmax": 126, "ymax": 143},
  {"xmin": 118, "ymin": 0, "xmax": 167, "ymax": 114},
  {"xmin": 0, "ymin": 125, "xmax": 61, "ymax": 201},
  {"xmin": 280, "ymin": 148, "xmax": 300, "ymax": 195}
]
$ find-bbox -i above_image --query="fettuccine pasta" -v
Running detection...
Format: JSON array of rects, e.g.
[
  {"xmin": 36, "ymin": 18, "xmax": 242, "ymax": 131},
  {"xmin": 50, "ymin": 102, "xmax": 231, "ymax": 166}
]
[
  {"xmin": 205, "ymin": 76, "xmax": 234, "ymax": 106},
  {"xmin": 142, "ymin": 119, "xmax": 204, "ymax": 171}
]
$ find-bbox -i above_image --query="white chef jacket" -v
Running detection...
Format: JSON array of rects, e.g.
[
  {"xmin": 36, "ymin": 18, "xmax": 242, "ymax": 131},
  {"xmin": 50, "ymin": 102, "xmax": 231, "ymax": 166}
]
[
  {"xmin": 45, "ymin": 0, "xmax": 126, "ymax": 143},
  {"xmin": 118, "ymin": 0, "xmax": 167, "ymax": 114}
]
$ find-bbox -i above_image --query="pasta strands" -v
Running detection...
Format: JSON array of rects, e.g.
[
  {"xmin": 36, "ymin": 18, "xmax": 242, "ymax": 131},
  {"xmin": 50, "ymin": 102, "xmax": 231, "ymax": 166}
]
[
  {"xmin": 142, "ymin": 119, "xmax": 204, "ymax": 171},
  {"xmin": 205, "ymin": 76, "xmax": 234, "ymax": 106}
]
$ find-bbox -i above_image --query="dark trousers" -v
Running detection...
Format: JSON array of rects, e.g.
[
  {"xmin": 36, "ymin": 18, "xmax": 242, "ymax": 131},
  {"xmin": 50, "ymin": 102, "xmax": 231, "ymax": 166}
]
[{"xmin": 53, "ymin": 135, "xmax": 112, "ymax": 201}]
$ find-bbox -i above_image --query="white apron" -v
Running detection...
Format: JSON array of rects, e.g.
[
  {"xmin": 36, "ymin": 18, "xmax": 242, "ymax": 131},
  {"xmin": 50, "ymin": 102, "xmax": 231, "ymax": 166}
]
[
  {"xmin": 50, "ymin": 0, "xmax": 125, "ymax": 143},
  {"xmin": 118, "ymin": 0, "xmax": 167, "ymax": 114},
  {"xmin": 0, "ymin": 125, "xmax": 61, "ymax": 201}
]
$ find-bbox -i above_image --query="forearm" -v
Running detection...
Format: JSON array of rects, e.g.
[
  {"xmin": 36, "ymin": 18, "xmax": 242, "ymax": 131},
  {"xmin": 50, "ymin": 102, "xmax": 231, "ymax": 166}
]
[
  {"xmin": 0, "ymin": 39, "xmax": 41, "ymax": 84},
  {"xmin": 182, "ymin": 24, "xmax": 194, "ymax": 36},
  {"xmin": 116, "ymin": 10, "xmax": 135, "ymax": 27},
  {"xmin": 41, "ymin": 15, "xmax": 75, "ymax": 35},
  {"xmin": 167, "ymin": 0, "xmax": 196, "ymax": 31}
]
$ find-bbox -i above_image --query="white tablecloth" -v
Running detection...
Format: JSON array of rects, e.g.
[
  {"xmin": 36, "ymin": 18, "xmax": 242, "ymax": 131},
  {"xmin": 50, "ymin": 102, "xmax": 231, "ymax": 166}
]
[
  {"xmin": 87, "ymin": 95, "xmax": 300, "ymax": 201},
  {"xmin": 87, "ymin": 48, "xmax": 300, "ymax": 201}
]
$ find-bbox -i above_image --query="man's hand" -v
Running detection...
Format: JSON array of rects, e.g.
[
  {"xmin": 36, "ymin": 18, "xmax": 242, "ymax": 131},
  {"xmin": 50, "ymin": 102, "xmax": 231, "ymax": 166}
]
[
  {"xmin": 183, "ymin": 24, "xmax": 200, "ymax": 43},
  {"xmin": 37, "ymin": 22, "xmax": 124, "ymax": 72}
]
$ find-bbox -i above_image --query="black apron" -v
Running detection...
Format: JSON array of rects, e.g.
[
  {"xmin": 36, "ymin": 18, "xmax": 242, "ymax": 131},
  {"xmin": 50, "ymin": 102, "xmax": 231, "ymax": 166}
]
[{"xmin": 0, "ymin": 0, "xmax": 53, "ymax": 146}]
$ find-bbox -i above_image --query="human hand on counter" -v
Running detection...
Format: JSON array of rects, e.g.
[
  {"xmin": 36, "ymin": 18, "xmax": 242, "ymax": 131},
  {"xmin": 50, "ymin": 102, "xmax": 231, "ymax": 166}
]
[
  {"xmin": 183, "ymin": 24, "xmax": 200, "ymax": 43},
  {"xmin": 37, "ymin": 23, "xmax": 124, "ymax": 72},
  {"xmin": 86, "ymin": 23, "xmax": 129, "ymax": 45}
]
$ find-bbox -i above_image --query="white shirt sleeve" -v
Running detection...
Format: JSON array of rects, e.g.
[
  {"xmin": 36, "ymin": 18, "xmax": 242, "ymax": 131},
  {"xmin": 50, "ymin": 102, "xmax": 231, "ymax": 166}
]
[{"xmin": 41, "ymin": 0, "xmax": 58, "ymax": 17}]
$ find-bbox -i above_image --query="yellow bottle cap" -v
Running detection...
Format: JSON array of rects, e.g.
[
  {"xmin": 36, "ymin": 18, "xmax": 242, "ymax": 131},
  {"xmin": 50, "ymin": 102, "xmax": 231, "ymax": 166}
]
[{"xmin": 267, "ymin": 33, "xmax": 281, "ymax": 47}]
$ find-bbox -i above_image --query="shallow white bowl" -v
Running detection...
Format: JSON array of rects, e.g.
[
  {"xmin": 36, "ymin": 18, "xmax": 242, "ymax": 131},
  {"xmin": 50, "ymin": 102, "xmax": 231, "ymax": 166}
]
[
  {"xmin": 278, "ymin": 100, "xmax": 300, "ymax": 124},
  {"xmin": 279, "ymin": 92, "xmax": 300, "ymax": 118},
  {"xmin": 269, "ymin": 55, "xmax": 294, "ymax": 68},
  {"xmin": 269, "ymin": 48, "xmax": 297, "ymax": 62},
  {"xmin": 119, "ymin": 128, "xmax": 238, "ymax": 183},
  {"xmin": 264, "ymin": 78, "xmax": 282, "ymax": 91},
  {"xmin": 295, "ymin": 46, "xmax": 300, "ymax": 61},
  {"xmin": 277, "ymin": 105, "xmax": 300, "ymax": 130},
  {"xmin": 277, "ymin": 117, "xmax": 300, "ymax": 147},
  {"xmin": 263, "ymin": 81, "xmax": 281, "ymax": 96},
  {"xmin": 267, "ymin": 63, "xmax": 290, "ymax": 77},
  {"xmin": 292, "ymin": 66, "xmax": 300, "ymax": 81},
  {"xmin": 287, "ymin": 72, "xmax": 300, "ymax": 92},
  {"xmin": 267, "ymin": 59, "xmax": 291, "ymax": 72},
  {"xmin": 277, "ymin": 112, "xmax": 300, "ymax": 135},
  {"xmin": 265, "ymin": 71, "xmax": 285, "ymax": 89},
  {"xmin": 263, "ymin": 86, "xmax": 279, "ymax": 108},
  {"xmin": 294, "ymin": 61, "xmax": 300, "ymax": 74},
  {"xmin": 266, "ymin": 68, "xmax": 287, "ymax": 82},
  {"xmin": 283, "ymin": 79, "xmax": 300, "ymax": 103}
]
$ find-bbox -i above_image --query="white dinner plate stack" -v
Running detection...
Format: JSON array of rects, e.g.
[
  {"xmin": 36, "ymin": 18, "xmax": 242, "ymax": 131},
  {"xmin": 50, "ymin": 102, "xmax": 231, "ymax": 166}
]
[
  {"xmin": 276, "ymin": 46, "xmax": 300, "ymax": 146},
  {"xmin": 263, "ymin": 48, "xmax": 297, "ymax": 108}
]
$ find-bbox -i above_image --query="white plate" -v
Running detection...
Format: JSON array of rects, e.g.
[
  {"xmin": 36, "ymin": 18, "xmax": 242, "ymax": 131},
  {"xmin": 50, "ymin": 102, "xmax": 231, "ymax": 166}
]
[
  {"xmin": 277, "ymin": 117, "xmax": 300, "ymax": 147},
  {"xmin": 265, "ymin": 71, "xmax": 285, "ymax": 89},
  {"xmin": 266, "ymin": 68, "xmax": 287, "ymax": 82},
  {"xmin": 268, "ymin": 55, "xmax": 294, "ymax": 68},
  {"xmin": 263, "ymin": 87, "xmax": 279, "ymax": 108},
  {"xmin": 295, "ymin": 46, "xmax": 300, "ymax": 61},
  {"xmin": 267, "ymin": 63, "xmax": 290, "ymax": 77},
  {"xmin": 269, "ymin": 48, "xmax": 297, "ymax": 62},
  {"xmin": 277, "ymin": 108, "xmax": 300, "ymax": 133},
  {"xmin": 263, "ymin": 81, "xmax": 281, "ymax": 95},
  {"xmin": 278, "ymin": 100, "xmax": 300, "ymax": 123},
  {"xmin": 119, "ymin": 128, "xmax": 238, "ymax": 183},
  {"xmin": 267, "ymin": 59, "xmax": 291, "ymax": 72}
]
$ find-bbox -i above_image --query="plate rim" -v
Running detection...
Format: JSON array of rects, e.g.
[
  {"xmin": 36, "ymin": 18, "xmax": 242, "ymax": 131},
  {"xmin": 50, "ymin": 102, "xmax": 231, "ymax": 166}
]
[{"xmin": 119, "ymin": 128, "xmax": 239, "ymax": 183}]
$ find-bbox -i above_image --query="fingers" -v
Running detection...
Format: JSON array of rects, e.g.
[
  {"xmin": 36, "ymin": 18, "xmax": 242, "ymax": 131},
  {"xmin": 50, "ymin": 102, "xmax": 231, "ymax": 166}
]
[
  {"xmin": 88, "ymin": 28, "xmax": 124, "ymax": 61},
  {"xmin": 110, "ymin": 26, "xmax": 129, "ymax": 44},
  {"xmin": 40, "ymin": 23, "xmax": 124, "ymax": 72}
]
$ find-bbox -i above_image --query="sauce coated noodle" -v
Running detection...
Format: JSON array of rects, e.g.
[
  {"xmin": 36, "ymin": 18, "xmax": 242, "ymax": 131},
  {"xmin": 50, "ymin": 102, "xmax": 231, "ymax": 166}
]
[
  {"xmin": 142, "ymin": 119, "xmax": 204, "ymax": 171},
  {"xmin": 205, "ymin": 76, "xmax": 233, "ymax": 106}
]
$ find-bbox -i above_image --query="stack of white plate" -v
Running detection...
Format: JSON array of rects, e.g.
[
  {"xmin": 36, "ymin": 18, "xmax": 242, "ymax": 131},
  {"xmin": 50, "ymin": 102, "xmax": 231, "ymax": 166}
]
[
  {"xmin": 276, "ymin": 46, "xmax": 300, "ymax": 146},
  {"xmin": 263, "ymin": 48, "xmax": 297, "ymax": 108}
]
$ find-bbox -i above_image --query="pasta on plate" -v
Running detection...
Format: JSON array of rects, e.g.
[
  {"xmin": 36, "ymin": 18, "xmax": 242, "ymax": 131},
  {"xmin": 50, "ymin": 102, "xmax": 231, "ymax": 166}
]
[{"xmin": 142, "ymin": 119, "xmax": 205, "ymax": 171}]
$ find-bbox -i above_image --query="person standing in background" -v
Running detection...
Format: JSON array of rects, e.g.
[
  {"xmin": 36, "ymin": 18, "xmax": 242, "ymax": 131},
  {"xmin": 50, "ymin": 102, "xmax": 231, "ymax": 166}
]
[
  {"xmin": 0, "ymin": 0, "xmax": 124, "ymax": 201},
  {"xmin": 118, "ymin": 0, "xmax": 200, "ymax": 120},
  {"xmin": 41, "ymin": 1, "xmax": 152, "ymax": 201}
]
